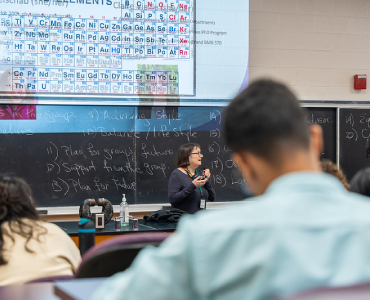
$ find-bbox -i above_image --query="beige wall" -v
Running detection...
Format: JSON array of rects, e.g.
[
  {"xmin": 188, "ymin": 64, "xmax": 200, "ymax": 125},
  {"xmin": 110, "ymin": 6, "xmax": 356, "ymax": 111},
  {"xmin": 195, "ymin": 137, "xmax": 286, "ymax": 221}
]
[{"xmin": 249, "ymin": 0, "xmax": 370, "ymax": 100}]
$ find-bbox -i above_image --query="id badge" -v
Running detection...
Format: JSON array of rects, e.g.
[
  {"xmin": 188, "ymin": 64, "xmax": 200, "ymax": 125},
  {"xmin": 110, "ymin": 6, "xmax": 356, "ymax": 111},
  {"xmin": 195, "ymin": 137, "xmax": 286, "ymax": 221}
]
[{"xmin": 200, "ymin": 199, "xmax": 206, "ymax": 209}]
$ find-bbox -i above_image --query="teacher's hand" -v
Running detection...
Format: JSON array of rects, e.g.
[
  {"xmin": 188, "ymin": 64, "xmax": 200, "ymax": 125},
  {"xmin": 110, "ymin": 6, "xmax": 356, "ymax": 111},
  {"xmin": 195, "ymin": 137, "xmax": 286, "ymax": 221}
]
[
  {"xmin": 192, "ymin": 177, "xmax": 207, "ymax": 188},
  {"xmin": 203, "ymin": 169, "xmax": 211, "ymax": 182}
]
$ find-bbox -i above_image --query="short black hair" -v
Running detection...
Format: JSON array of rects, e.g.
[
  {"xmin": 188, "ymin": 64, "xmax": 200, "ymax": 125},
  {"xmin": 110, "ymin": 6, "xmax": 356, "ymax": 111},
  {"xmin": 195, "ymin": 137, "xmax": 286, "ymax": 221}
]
[
  {"xmin": 223, "ymin": 79, "xmax": 309, "ymax": 162},
  {"xmin": 350, "ymin": 167, "xmax": 370, "ymax": 197},
  {"xmin": 176, "ymin": 143, "xmax": 200, "ymax": 168}
]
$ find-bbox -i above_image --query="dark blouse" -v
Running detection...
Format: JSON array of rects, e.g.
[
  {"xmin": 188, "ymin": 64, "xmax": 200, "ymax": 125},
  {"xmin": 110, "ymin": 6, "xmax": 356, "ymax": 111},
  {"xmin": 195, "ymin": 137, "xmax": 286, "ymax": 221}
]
[{"xmin": 168, "ymin": 169, "xmax": 216, "ymax": 214}]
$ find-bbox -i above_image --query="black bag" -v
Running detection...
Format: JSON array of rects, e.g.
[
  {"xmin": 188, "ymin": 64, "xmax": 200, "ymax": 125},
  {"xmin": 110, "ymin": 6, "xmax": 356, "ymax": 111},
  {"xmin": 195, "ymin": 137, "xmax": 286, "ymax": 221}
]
[{"xmin": 143, "ymin": 208, "xmax": 187, "ymax": 222}]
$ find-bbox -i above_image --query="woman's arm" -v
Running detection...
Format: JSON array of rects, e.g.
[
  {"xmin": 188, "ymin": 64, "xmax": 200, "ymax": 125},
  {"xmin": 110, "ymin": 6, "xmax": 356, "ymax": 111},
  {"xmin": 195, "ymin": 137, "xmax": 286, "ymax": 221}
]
[
  {"xmin": 204, "ymin": 181, "xmax": 216, "ymax": 202},
  {"xmin": 168, "ymin": 172, "xmax": 197, "ymax": 205}
]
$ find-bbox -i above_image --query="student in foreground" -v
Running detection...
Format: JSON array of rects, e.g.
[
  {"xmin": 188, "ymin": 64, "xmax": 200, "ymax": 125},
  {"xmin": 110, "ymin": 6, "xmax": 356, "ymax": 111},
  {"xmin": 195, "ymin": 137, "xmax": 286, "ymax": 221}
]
[
  {"xmin": 0, "ymin": 174, "xmax": 81, "ymax": 285},
  {"xmin": 93, "ymin": 79, "xmax": 370, "ymax": 300}
]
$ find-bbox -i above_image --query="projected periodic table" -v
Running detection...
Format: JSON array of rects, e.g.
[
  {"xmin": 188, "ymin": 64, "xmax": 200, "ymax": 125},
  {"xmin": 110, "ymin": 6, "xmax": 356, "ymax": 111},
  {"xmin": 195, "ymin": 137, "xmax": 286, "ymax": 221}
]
[{"xmin": 0, "ymin": 0, "xmax": 195, "ymax": 96}]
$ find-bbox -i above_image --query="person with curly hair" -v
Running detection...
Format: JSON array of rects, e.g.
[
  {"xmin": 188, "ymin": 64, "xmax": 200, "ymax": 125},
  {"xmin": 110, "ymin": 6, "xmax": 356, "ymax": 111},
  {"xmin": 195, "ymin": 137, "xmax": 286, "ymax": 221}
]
[
  {"xmin": 0, "ymin": 174, "xmax": 81, "ymax": 285},
  {"xmin": 320, "ymin": 159, "xmax": 350, "ymax": 190}
]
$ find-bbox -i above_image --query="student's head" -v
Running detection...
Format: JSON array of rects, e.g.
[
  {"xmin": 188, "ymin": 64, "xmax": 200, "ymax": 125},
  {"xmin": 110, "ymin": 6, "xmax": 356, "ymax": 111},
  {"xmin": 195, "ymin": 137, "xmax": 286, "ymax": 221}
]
[
  {"xmin": 321, "ymin": 159, "xmax": 350, "ymax": 190},
  {"xmin": 349, "ymin": 167, "xmax": 370, "ymax": 197},
  {"xmin": 176, "ymin": 143, "xmax": 202, "ymax": 168},
  {"xmin": 223, "ymin": 79, "xmax": 323, "ymax": 196},
  {"xmin": 0, "ymin": 174, "xmax": 43, "ymax": 265}
]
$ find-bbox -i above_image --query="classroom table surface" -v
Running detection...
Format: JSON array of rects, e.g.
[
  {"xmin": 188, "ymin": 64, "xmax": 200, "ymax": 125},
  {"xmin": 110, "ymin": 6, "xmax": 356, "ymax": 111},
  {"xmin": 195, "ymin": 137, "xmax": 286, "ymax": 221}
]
[{"xmin": 54, "ymin": 219, "xmax": 177, "ymax": 236}]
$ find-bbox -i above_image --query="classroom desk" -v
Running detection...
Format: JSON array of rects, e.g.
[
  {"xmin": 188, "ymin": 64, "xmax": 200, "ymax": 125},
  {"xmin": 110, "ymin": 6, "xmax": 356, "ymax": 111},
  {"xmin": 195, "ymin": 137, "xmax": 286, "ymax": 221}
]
[{"xmin": 54, "ymin": 219, "xmax": 177, "ymax": 246}]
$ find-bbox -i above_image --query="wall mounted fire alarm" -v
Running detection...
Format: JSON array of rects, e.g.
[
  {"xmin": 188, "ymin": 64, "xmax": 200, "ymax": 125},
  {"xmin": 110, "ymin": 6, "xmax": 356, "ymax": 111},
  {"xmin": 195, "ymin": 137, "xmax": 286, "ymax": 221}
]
[{"xmin": 354, "ymin": 74, "xmax": 367, "ymax": 89}]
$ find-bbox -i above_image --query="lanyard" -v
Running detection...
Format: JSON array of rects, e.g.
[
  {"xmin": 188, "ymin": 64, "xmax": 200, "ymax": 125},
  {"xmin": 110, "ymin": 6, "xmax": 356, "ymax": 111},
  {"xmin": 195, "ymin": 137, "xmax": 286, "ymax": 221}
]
[{"xmin": 185, "ymin": 168, "xmax": 203, "ymax": 197}]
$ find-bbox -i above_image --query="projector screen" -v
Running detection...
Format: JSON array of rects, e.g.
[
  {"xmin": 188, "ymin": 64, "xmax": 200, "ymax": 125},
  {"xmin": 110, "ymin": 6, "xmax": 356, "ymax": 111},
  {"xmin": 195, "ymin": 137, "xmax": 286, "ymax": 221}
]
[{"xmin": 0, "ymin": 0, "xmax": 249, "ymax": 104}]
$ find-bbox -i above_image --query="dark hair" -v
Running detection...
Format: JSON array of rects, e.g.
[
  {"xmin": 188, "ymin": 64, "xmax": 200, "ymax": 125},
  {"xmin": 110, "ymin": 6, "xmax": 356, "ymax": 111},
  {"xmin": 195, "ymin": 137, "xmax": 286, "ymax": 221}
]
[
  {"xmin": 0, "ymin": 174, "xmax": 46, "ymax": 265},
  {"xmin": 321, "ymin": 159, "xmax": 350, "ymax": 190},
  {"xmin": 176, "ymin": 143, "xmax": 201, "ymax": 167},
  {"xmin": 350, "ymin": 167, "xmax": 370, "ymax": 197},
  {"xmin": 223, "ymin": 79, "xmax": 310, "ymax": 163}
]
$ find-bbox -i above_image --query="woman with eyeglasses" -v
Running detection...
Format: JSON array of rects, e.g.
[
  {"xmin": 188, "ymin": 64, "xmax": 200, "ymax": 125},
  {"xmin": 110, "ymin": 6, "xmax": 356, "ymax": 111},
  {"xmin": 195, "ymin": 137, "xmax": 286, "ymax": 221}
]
[{"xmin": 168, "ymin": 143, "xmax": 216, "ymax": 214}]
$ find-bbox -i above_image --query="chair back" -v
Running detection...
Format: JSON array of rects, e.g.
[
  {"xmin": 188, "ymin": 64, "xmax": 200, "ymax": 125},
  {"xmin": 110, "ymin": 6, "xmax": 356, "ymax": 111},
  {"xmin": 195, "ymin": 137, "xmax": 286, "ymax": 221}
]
[{"xmin": 75, "ymin": 232, "xmax": 170, "ymax": 278}]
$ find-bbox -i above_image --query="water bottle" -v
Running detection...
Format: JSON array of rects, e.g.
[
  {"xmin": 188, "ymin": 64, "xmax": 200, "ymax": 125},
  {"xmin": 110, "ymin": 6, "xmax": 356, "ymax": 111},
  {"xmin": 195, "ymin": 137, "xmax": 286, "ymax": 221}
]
[
  {"xmin": 78, "ymin": 218, "xmax": 95, "ymax": 256},
  {"xmin": 120, "ymin": 194, "xmax": 129, "ymax": 226}
]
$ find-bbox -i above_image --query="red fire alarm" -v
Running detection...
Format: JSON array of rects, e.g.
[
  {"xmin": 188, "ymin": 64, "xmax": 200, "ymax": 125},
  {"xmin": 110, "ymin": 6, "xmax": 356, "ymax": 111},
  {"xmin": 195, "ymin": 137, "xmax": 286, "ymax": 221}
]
[{"xmin": 354, "ymin": 74, "xmax": 367, "ymax": 89}]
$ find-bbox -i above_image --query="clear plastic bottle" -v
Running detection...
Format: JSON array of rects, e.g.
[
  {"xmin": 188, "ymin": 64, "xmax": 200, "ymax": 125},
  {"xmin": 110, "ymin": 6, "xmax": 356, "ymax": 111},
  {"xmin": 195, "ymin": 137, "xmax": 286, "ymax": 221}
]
[{"xmin": 120, "ymin": 194, "xmax": 129, "ymax": 226}]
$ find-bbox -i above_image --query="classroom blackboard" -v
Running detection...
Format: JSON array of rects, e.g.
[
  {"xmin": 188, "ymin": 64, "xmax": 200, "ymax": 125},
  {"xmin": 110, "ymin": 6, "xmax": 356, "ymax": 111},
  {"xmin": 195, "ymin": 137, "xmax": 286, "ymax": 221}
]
[
  {"xmin": 339, "ymin": 108, "xmax": 370, "ymax": 181},
  {"xmin": 0, "ymin": 105, "xmax": 247, "ymax": 207}
]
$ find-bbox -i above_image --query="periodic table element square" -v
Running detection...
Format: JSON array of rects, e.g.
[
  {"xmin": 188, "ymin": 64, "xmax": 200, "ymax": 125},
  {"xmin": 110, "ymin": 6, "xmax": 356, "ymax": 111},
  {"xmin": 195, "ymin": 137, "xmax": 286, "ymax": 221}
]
[
  {"xmin": 168, "ymin": 71, "xmax": 179, "ymax": 83},
  {"xmin": 25, "ymin": 67, "xmax": 37, "ymax": 80},
  {"xmin": 179, "ymin": 0, "xmax": 191, "ymax": 12},
  {"xmin": 50, "ymin": 54, "xmax": 63, "ymax": 67},
  {"xmin": 87, "ymin": 44, "xmax": 98, "ymax": 55},
  {"xmin": 25, "ymin": 29, "xmax": 37, "ymax": 41},
  {"xmin": 134, "ymin": 33, "xmax": 145, "ymax": 45},
  {"xmin": 168, "ymin": 46, "xmax": 178, "ymax": 58},
  {"xmin": 110, "ymin": 19, "xmax": 122, "ymax": 32},
  {"xmin": 13, "ymin": 28, "xmax": 25, "ymax": 40},
  {"xmin": 0, "ymin": 51, "xmax": 12, "ymax": 65},
  {"xmin": 99, "ymin": 81, "xmax": 110, "ymax": 94},
  {"xmin": 50, "ymin": 42, "xmax": 62, "ymax": 54},
  {"xmin": 168, "ymin": 35, "xmax": 179, "ymax": 46},
  {"xmin": 74, "ymin": 19, "xmax": 87, "ymax": 31},
  {"xmin": 157, "ymin": 83, "xmax": 168, "ymax": 94},
  {"xmin": 110, "ymin": 70, "xmax": 122, "ymax": 81},
  {"xmin": 86, "ymin": 19, "xmax": 98, "ymax": 31},
  {"xmin": 179, "ymin": 23, "xmax": 190, "ymax": 35},
  {"xmin": 38, "ymin": 68, "xmax": 50, "ymax": 80},
  {"xmin": 50, "ymin": 80, "xmax": 63, "ymax": 93},
  {"xmin": 25, "ymin": 53, "xmax": 37, "ymax": 66},
  {"xmin": 13, "ymin": 15, "xmax": 24, "ymax": 28},
  {"xmin": 156, "ymin": 46, "xmax": 167, "ymax": 57},
  {"xmin": 111, "ymin": 82, "xmax": 122, "ymax": 94},
  {"xmin": 145, "ymin": 82, "xmax": 157, "ymax": 94},
  {"xmin": 38, "ymin": 41, "xmax": 50, "ymax": 54},
  {"xmin": 121, "ymin": 10, "xmax": 134, "ymax": 22},
  {"xmin": 63, "ymin": 80, "xmax": 75, "ymax": 93},
  {"xmin": 1, "ymin": 28, "xmax": 12, "ymax": 41},
  {"xmin": 156, "ymin": 71, "xmax": 168, "ymax": 83},
  {"xmin": 63, "ymin": 68, "xmax": 75, "ymax": 81},
  {"xmin": 145, "ymin": 10, "xmax": 156, "ymax": 22},
  {"xmin": 98, "ymin": 44, "xmax": 110, "ymax": 56},
  {"xmin": 75, "ymin": 31, "xmax": 87, "ymax": 43},
  {"xmin": 156, "ymin": 23, "xmax": 167, "ymax": 35},
  {"xmin": 63, "ymin": 18, "xmax": 74, "ymax": 30},
  {"xmin": 63, "ymin": 43, "xmax": 74, "ymax": 55},
  {"xmin": 122, "ymin": 82, "xmax": 134, "ymax": 94},
  {"xmin": 145, "ymin": 71, "xmax": 157, "ymax": 83},
  {"xmin": 122, "ymin": 21, "xmax": 133, "ymax": 33},
  {"xmin": 168, "ymin": 24, "xmax": 178, "ymax": 35},
  {"xmin": 75, "ymin": 55, "xmax": 87, "ymax": 67},
  {"xmin": 50, "ymin": 18, "xmax": 63, "ymax": 30},
  {"xmin": 145, "ymin": 33, "xmax": 156, "ymax": 45},
  {"xmin": 134, "ymin": 0, "xmax": 144, "ymax": 10},
  {"xmin": 168, "ymin": 0, "xmax": 179, "ymax": 11},
  {"xmin": 179, "ymin": 35, "xmax": 190, "ymax": 46},
  {"xmin": 98, "ymin": 32, "xmax": 110, "ymax": 44},
  {"xmin": 75, "ymin": 43, "xmax": 87, "ymax": 55},
  {"xmin": 13, "ymin": 79, "xmax": 26, "ymax": 92},
  {"xmin": 122, "ymin": 45, "xmax": 134, "ymax": 57},
  {"xmin": 87, "ymin": 81, "xmax": 99, "ymax": 94},
  {"xmin": 99, "ymin": 56, "xmax": 110, "ymax": 68},
  {"xmin": 50, "ymin": 68, "xmax": 63, "ymax": 81},
  {"xmin": 110, "ymin": 44, "xmax": 122, "ymax": 56},
  {"xmin": 75, "ymin": 81, "xmax": 87, "ymax": 93},
  {"xmin": 99, "ymin": 20, "xmax": 110, "ymax": 32},
  {"xmin": 179, "ymin": 12, "xmax": 190, "ymax": 23},
  {"xmin": 145, "ymin": 45, "xmax": 156, "ymax": 57},
  {"xmin": 38, "ymin": 17, "xmax": 50, "ymax": 29},
  {"xmin": 38, "ymin": 80, "xmax": 51, "ymax": 92},
  {"xmin": 168, "ymin": 11, "xmax": 178, "ymax": 23},
  {"xmin": 145, "ymin": 22, "xmax": 156, "ymax": 34},
  {"xmin": 156, "ymin": 0, "xmax": 168, "ymax": 11},
  {"xmin": 50, "ymin": 30, "xmax": 62, "ymax": 42},
  {"xmin": 134, "ymin": 45, "xmax": 145, "ymax": 57},
  {"xmin": 87, "ymin": 69, "xmax": 99, "ymax": 81},
  {"xmin": 111, "ymin": 33, "xmax": 122, "ymax": 44},
  {"xmin": 134, "ymin": 71, "xmax": 145, "ymax": 83},
  {"xmin": 63, "ymin": 31, "xmax": 74, "ymax": 43},
  {"xmin": 75, "ymin": 69, "xmax": 87, "ymax": 81},
  {"xmin": 134, "ymin": 22, "xmax": 145, "ymax": 34},
  {"xmin": 24, "ymin": 16, "xmax": 38, "ymax": 28},
  {"xmin": 13, "ymin": 41, "xmax": 25, "ymax": 53},
  {"xmin": 25, "ymin": 41, "xmax": 37, "ymax": 53},
  {"xmin": 38, "ymin": 29, "xmax": 50, "ymax": 41},
  {"xmin": 110, "ymin": 56, "xmax": 122, "ymax": 68},
  {"xmin": 134, "ymin": 10, "xmax": 145, "ymax": 22},
  {"xmin": 135, "ymin": 82, "xmax": 145, "ymax": 94},
  {"xmin": 122, "ymin": 33, "xmax": 134, "ymax": 45},
  {"xmin": 13, "ymin": 53, "xmax": 25, "ymax": 65},
  {"xmin": 121, "ymin": 70, "xmax": 134, "ymax": 82},
  {"xmin": 169, "ymin": 83, "xmax": 179, "ymax": 95},
  {"xmin": 157, "ymin": 34, "xmax": 167, "ymax": 46},
  {"xmin": 13, "ymin": 67, "xmax": 26, "ymax": 80},
  {"xmin": 156, "ymin": 11, "xmax": 168, "ymax": 23},
  {"xmin": 26, "ymin": 80, "xmax": 37, "ymax": 92},
  {"xmin": 87, "ymin": 32, "xmax": 98, "ymax": 44},
  {"xmin": 87, "ymin": 55, "xmax": 99, "ymax": 67}
]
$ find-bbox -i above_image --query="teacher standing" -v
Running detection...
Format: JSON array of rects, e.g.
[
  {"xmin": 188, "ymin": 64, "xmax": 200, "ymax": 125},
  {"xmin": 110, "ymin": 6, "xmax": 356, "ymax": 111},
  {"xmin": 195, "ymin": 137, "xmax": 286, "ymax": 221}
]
[{"xmin": 168, "ymin": 143, "xmax": 216, "ymax": 214}]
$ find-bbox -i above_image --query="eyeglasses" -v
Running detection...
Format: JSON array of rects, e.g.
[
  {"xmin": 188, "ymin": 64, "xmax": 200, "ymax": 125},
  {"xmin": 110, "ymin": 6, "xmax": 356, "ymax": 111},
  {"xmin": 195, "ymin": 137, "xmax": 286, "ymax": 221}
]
[{"xmin": 190, "ymin": 151, "xmax": 203, "ymax": 156}]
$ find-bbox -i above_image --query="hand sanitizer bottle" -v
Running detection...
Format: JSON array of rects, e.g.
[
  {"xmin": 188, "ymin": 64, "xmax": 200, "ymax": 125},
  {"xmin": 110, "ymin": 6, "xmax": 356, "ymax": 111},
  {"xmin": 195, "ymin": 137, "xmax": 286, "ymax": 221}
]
[{"xmin": 120, "ymin": 194, "xmax": 129, "ymax": 226}]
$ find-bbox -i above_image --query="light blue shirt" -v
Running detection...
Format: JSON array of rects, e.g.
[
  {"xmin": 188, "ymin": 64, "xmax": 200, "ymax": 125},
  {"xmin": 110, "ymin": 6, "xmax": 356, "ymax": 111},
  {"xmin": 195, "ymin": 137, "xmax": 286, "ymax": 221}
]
[{"xmin": 92, "ymin": 172, "xmax": 370, "ymax": 300}]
